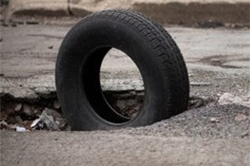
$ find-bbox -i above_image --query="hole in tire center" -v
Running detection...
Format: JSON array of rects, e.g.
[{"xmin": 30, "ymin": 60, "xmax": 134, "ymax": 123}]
[{"xmin": 100, "ymin": 48, "xmax": 145, "ymax": 119}]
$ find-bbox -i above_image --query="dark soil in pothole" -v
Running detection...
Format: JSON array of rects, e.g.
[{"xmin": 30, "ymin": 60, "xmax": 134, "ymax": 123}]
[{"xmin": 0, "ymin": 91, "xmax": 213, "ymax": 131}]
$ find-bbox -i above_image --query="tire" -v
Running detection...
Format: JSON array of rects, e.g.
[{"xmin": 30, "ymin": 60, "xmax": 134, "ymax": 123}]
[
  {"xmin": 56, "ymin": 10, "xmax": 189, "ymax": 131},
  {"xmin": 121, "ymin": 10, "xmax": 190, "ymax": 115}
]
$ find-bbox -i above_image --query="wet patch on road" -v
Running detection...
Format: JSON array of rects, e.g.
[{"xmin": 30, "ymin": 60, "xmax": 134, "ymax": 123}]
[{"xmin": 200, "ymin": 55, "xmax": 250, "ymax": 69}]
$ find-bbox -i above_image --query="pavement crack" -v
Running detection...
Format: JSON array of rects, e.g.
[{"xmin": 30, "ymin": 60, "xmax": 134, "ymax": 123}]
[
  {"xmin": 28, "ymin": 34, "xmax": 64, "ymax": 39},
  {"xmin": 67, "ymin": 0, "xmax": 74, "ymax": 16}
]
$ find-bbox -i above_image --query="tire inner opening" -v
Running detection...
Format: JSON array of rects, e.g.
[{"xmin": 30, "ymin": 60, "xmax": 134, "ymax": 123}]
[{"xmin": 82, "ymin": 47, "xmax": 145, "ymax": 123}]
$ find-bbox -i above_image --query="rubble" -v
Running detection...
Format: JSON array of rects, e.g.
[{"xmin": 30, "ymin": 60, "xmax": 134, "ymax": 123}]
[
  {"xmin": 48, "ymin": 45, "xmax": 53, "ymax": 49},
  {"xmin": 1, "ymin": 97, "xmax": 67, "ymax": 131},
  {"xmin": 30, "ymin": 118, "xmax": 40, "ymax": 128},
  {"xmin": 0, "ymin": 120, "xmax": 8, "ymax": 129},
  {"xmin": 22, "ymin": 104, "xmax": 34, "ymax": 117},
  {"xmin": 15, "ymin": 116, "xmax": 23, "ymax": 126},
  {"xmin": 6, "ymin": 116, "xmax": 17, "ymax": 124},
  {"xmin": 7, "ymin": 124, "xmax": 17, "ymax": 130},
  {"xmin": 53, "ymin": 100, "xmax": 61, "ymax": 109},
  {"xmin": 39, "ymin": 109, "xmax": 60, "ymax": 131},
  {"xmin": 210, "ymin": 117, "xmax": 219, "ymax": 123},
  {"xmin": 235, "ymin": 114, "xmax": 248, "ymax": 122},
  {"xmin": 16, "ymin": 126, "xmax": 26, "ymax": 133},
  {"xmin": 188, "ymin": 96, "xmax": 204, "ymax": 109},
  {"xmin": 31, "ymin": 108, "xmax": 67, "ymax": 131},
  {"xmin": 14, "ymin": 104, "xmax": 22, "ymax": 112},
  {"xmin": 218, "ymin": 92, "xmax": 250, "ymax": 108}
]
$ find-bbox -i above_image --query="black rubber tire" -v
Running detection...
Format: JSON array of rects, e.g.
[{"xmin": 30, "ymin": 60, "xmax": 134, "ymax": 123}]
[{"xmin": 56, "ymin": 10, "xmax": 189, "ymax": 131}]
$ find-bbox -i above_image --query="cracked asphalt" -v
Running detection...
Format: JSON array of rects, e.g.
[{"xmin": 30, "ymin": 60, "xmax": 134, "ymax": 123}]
[{"xmin": 0, "ymin": 20, "xmax": 250, "ymax": 165}]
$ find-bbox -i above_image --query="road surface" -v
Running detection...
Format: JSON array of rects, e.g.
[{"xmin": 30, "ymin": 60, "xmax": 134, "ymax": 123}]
[{"xmin": 0, "ymin": 21, "xmax": 250, "ymax": 166}]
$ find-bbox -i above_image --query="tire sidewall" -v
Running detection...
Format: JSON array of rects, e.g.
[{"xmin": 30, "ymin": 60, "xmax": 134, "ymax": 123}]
[{"xmin": 56, "ymin": 18, "xmax": 169, "ymax": 130}]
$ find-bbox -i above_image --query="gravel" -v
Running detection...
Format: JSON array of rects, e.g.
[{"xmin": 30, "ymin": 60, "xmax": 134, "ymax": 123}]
[{"xmin": 106, "ymin": 103, "xmax": 250, "ymax": 139}]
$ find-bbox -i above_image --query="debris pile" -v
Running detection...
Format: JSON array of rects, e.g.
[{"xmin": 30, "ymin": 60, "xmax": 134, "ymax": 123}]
[
  {"xmin": 0, "ymin": 99, "xmax": 68, "ymax": 132},
  {"xmin": 103, "ymin": 91, "xmax": 144, "ymax": 118},
  {"xmin": 3, "ymin": 92, "xmax": 246, "ymax": 132},
  {"xmin": 31, "ymin": 108, "xmax": 68, "ymax": 131}
]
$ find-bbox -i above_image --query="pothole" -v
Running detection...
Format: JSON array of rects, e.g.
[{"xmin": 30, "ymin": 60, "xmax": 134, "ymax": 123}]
[
  {"xmin": 188, "ymin": 96, "xmax": 215, "ymax": 109},
  {"xmin": 200, "ymin": 55, "xmax": 249, "ymax": 69},
  {"xmin": 99, "ymin": 48, "xmax": 145, "ymax": 121},
  {"xmin": 0, "ymin": 93, "xmax": 213, "ymax": 131}
]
